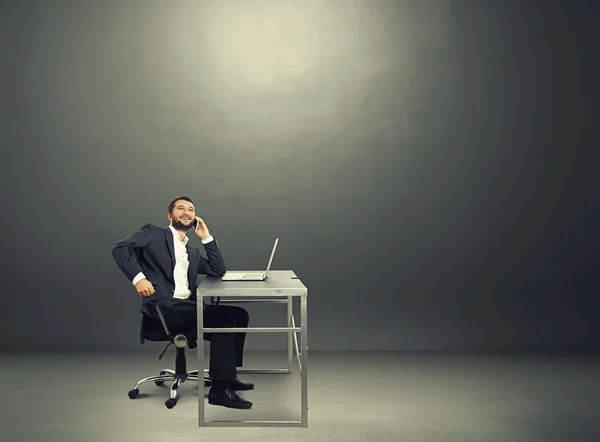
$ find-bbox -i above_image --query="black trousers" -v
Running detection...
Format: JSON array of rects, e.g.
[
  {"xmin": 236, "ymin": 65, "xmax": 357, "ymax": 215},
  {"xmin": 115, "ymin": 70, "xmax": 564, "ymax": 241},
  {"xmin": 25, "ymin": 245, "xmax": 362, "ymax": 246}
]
[{"xmin": 163, "ymin": 302, "xmax": 249, "ymax": 381}]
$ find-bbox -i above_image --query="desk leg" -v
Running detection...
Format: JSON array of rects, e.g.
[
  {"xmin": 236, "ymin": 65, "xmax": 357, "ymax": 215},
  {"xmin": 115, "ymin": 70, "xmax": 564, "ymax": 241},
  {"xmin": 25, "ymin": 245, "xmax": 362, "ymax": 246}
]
[
  {"xmin": 198, "ymin": 297, "xmax": 205, "ymax": 427},
  {"xmin": 287, "ymin": 296, "xmax": 293, "ymax": 373},
  {"xmin": 301, "ymin": 294, "xmax": 308, "ymax": 427}
]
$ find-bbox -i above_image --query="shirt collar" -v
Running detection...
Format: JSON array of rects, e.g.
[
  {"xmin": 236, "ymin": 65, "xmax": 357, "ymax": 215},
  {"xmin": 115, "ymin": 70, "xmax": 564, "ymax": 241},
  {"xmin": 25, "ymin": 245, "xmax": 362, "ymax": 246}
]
[{"xmin": 168, "ymin": 225, "xmax": 189, "ymax": 246}]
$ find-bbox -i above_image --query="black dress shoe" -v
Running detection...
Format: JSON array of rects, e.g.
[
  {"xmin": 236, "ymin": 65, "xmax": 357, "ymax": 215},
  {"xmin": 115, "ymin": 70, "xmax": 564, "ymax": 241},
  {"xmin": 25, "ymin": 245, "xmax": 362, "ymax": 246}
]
[
  {"xmin": 208, "ymin": 387, "xmax": 252, "ymax": 409},
  {"xmin": 229, "ymin": 377, "xmax": 254, "ymax": 391}
]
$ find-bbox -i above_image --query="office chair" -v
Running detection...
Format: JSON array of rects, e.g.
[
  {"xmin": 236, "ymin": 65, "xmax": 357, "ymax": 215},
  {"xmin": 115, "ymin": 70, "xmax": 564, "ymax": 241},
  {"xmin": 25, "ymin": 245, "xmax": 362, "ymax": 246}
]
[{"xmin": 127, "ymin": 303, "xmax": 211, "ymax": 409}]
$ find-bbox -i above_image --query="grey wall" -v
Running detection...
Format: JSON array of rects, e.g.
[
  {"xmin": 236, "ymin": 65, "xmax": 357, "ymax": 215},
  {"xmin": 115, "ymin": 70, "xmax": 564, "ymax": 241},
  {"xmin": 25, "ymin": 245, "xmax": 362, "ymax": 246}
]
[{"xmin": 1, "ymin": 0, "xmax": 598, "ymax": 352}]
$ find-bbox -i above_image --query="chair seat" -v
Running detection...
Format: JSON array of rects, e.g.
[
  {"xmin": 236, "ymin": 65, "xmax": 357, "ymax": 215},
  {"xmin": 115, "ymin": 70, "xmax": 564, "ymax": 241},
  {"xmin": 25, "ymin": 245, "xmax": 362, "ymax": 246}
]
[{"xmin": 141, "ymin": 314, "xmax": 197, "ymax": 343}]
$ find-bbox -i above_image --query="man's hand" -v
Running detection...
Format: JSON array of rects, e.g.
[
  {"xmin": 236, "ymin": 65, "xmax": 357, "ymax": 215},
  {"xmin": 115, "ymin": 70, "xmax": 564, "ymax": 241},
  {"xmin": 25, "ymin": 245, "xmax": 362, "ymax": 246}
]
[
  {"xmin": 135, "ymin": 279, "xmax": 155, "ymax": 297},
  {"xmin": 193, "ymin": 216, "xmax": 211, "ymax": 240}
]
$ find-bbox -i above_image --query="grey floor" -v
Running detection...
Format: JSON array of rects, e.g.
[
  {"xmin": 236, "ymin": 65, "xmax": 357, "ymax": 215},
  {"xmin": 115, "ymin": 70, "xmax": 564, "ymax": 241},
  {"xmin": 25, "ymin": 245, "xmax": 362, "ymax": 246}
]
[{"xmin": 1, "ymin": 351, "xmax": 599, "ymax": 442}]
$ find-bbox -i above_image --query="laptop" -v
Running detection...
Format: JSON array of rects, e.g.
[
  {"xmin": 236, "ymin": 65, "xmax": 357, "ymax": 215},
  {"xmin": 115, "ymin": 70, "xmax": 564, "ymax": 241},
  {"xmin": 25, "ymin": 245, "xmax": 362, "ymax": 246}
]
[{"xmin": 220, "ymin": 238, "xmax": 279, "ymax": 281}]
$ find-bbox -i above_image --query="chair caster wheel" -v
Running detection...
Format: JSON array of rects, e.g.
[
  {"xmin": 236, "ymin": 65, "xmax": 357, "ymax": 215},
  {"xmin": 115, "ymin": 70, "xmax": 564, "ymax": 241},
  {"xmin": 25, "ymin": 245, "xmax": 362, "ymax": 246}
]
[
  {"xmin": 156, "ymin": 371, "xmax": 167, "ymax": 386},
  {"xmin": 128, "ymin": 389, "xmax": 139, "ymax": 399},
  {"xmin": 165, "ymin": 398, "xmax": 177, "ymax": 409}
]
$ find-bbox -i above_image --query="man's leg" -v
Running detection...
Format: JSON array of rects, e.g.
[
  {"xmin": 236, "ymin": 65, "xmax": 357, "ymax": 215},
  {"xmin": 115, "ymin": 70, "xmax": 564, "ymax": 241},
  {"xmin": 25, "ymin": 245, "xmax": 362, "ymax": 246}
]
[
  {"xmin": 158, "ymin": 301, "xmax": 236, "ymax": 381},
  {"xmin": 207, "ymin": 304, "xmax": 254, "ymax": 392},
  {"xmin": 164, "ymin": 302, "xmax": 251, "ymax": 409},
  {"xmin": 213, "ymin": 305, "xmax": 249, "ymax": 367},
  {"xmin": 203, "ymin": 305, "xmax": 237, "ymax": 381},
  {"xmin": 204, "ymin": 305, "xmax": 253, "ymax": 409}
]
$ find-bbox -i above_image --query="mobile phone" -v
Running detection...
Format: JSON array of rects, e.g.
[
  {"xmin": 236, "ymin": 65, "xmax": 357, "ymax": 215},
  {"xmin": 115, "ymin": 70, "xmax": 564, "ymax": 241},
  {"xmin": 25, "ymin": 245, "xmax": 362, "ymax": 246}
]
[{"xmin": 193, "ymin": 219, "xmax": 199, "ymax": 229}]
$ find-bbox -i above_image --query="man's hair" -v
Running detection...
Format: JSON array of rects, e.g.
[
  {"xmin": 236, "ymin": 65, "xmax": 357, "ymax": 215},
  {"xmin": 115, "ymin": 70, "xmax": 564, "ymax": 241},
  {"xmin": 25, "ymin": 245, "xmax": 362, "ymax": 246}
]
[{"xmin": 168, "ymin": 196, "xmax": 195, "ymax": 214}]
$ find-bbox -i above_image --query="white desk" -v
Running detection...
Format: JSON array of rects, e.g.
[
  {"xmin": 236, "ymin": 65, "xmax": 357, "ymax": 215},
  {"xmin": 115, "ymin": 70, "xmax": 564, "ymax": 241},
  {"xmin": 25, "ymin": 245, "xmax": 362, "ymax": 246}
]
[{"xmin": 196, "ymin": 270, "xmax": 308, "ymax": 427}]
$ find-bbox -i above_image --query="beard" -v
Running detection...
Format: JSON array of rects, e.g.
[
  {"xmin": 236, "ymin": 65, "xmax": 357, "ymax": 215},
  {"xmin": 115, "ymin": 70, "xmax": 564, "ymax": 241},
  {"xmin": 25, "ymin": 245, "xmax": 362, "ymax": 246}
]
[{"xmin": 171, "ymin": 217, "xmax": 193, "ymax": 231}]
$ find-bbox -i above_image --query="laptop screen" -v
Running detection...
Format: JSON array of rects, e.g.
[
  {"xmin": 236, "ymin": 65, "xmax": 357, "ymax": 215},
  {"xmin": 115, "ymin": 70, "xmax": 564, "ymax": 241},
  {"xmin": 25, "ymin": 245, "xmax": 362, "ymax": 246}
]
[{"xmin": 264, "ymin": 238, "xmax": 279, "ymax": 276}]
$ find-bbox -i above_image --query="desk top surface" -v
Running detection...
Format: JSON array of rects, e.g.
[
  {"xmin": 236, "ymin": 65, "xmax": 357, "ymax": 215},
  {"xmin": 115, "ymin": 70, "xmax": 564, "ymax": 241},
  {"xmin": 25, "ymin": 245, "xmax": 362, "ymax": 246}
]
[{"xmin": 197, "ymin": 270, "xmax": 307, "ymax": 296}]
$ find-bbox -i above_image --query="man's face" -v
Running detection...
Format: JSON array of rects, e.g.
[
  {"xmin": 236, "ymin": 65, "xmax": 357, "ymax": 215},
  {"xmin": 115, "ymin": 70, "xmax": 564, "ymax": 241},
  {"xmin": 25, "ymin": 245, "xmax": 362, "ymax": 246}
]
[{"xmin": 169, "ymin": 200, "xmax": 196, "ymax": 231}]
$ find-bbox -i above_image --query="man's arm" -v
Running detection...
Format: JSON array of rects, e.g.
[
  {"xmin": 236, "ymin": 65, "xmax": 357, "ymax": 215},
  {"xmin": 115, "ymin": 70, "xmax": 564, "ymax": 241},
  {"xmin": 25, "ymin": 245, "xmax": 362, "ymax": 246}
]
[
  {"xmin": 197, "ymin": 239, "xmax": 227, "ymax": 276},
  {"xmin": 111, "ymin": 224, "xmax": 153, "ymax": 283},
  {"xmin": 192, "ymin": 217, "xmax": 226, "ymax": 276}
]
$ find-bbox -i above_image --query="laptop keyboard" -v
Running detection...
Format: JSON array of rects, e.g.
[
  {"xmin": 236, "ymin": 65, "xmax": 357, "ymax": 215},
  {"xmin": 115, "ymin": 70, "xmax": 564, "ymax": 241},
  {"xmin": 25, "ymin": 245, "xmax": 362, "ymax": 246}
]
[{"xmin": 242, "ymin": 273, "xmax": 263, "ymax": 279}]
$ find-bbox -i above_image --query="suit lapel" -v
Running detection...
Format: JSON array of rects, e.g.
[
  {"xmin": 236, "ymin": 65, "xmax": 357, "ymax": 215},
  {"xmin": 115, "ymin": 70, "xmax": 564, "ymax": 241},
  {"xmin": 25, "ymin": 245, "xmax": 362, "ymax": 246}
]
[
  {"xmin": 165, "ymin": 229, "xmax": 176, "ymax": 272},
  {"xmin": 186, "ymin": 245, "xmax": 198, "ymax": 300},
  {"xmin": 186, "ymin": 244, "xmax": 196, "ymax": 285}
]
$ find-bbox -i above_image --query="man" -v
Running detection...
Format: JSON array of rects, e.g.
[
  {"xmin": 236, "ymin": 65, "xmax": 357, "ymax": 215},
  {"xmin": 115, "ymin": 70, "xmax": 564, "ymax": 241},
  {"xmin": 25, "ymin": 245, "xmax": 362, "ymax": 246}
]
[{"xmin": 112, "ymin": 196, "xmax": 254, "ymax": 409}]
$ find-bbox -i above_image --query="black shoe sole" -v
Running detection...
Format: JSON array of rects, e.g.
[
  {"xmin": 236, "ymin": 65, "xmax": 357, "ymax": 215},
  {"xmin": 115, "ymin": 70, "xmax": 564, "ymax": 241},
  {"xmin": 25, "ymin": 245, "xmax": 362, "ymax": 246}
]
[{"xmin": 208, "ymin": 399, "xmax": 252, "ymax": 409}]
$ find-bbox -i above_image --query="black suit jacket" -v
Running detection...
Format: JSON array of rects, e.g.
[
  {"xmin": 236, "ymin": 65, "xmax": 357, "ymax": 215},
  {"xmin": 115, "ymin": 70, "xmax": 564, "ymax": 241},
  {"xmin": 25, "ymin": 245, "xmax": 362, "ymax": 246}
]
[{"xmin": 112, "ymin": 224, "xmax": 227, "ymax": 318}]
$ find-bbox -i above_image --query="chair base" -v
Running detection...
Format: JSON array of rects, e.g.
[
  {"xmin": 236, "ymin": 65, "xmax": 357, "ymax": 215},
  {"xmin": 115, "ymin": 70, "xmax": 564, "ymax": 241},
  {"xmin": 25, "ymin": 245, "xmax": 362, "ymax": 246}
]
[
  {"xmin": 128, "ymin": 345, "xmax": 211, "ymax": 409},
  {"xmin": 128, "ymin": 369, "xmax": 212, "ymax": 408}
]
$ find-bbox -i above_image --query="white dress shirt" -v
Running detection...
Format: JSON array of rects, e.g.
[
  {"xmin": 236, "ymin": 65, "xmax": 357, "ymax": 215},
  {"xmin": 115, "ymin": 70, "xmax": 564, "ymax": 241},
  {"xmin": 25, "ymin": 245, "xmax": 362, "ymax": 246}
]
[{"xmin": 132, "ymin": 225, "xmax": 214, "ymax": 300}]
